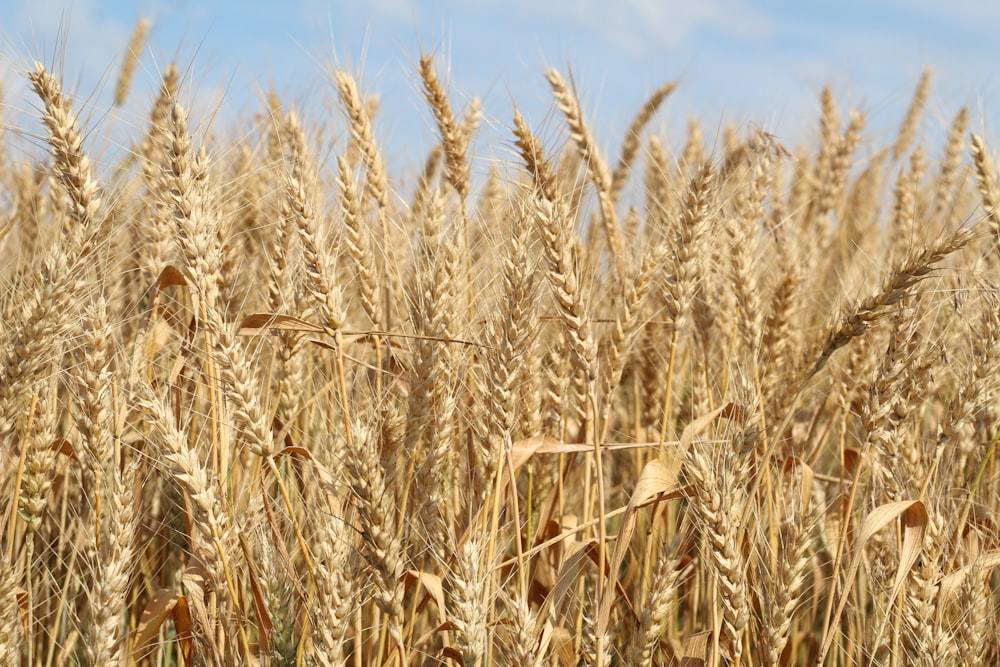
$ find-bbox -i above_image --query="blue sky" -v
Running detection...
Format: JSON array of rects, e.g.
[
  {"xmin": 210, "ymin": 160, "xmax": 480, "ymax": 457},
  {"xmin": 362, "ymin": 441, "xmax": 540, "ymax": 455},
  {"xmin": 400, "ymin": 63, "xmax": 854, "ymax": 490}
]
[{"xmin": 4, "ymin": 0, "xmax": 1000, "ymax": 170}]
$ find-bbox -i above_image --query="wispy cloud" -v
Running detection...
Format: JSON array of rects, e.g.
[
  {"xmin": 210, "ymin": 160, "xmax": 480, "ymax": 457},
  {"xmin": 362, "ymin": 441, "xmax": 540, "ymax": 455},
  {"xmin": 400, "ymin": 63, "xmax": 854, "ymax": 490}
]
[
  {"xmin": 348, "ymin": 0, "xmax": 774, "ymax": 56},
  {"xmin": 522, "ymin": 0, "xmax": 774, "ymax": 56}
]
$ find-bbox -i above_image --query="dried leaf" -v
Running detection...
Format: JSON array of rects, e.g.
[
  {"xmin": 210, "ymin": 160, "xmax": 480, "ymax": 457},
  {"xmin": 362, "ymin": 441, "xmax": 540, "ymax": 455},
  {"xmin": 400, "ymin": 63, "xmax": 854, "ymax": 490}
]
[
  {"xmin": 132, "ymin": 589, "xmax": 183, "ymax": 659},
  {"xmin": 819, "ymin": 500, "xmax": 928, "ymax": 662}
]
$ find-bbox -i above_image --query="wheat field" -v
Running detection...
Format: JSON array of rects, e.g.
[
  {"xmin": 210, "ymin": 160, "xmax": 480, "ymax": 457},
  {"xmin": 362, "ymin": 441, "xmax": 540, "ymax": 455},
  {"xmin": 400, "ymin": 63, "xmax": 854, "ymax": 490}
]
[{"xmin": 0, "ymin": 24, "xmax": 999, "ymax": 667}]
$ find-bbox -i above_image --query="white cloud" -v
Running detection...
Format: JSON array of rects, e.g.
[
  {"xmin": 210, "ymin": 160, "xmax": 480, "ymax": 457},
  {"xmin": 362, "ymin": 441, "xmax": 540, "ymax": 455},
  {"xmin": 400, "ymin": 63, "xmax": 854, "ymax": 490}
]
[
  {"xmin": 333, "ymin": 0, "xmax": 773, "ymax": 57},
  {"xmin": 550, "ymin": 0, "xmax": 774, "ymax": 56}
]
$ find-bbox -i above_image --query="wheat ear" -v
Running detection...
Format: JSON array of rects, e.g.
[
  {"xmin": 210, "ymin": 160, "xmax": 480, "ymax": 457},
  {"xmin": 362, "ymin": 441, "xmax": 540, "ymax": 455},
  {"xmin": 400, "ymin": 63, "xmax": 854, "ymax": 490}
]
[
  {"xmin": 628, "ymin": 537, "xmax": 689, "ymax": 667},
  {"xmin": 0, "ymin": 554, "xmax": 21, "ymax": 662},
  {"xmin": 114, "ymin": 18, "xmax": 150, "ymax": 106},
  {"xmin": 139, "ymin": 64, "xmax": 181, "ymax": 281},
  {"xmin": 512, "ymin": 108, "xmax": 559, "ymax": 203},
  {"xmin": 334, "ymin": 70, "xmax": 395, "ymax": 331},
  {"xmin": 419, "ymin": 54, "xmax": 470, "ymax": 203},
  {"xmin": 282, "ymin": 111, "xmax": 344, "ymax": 332},
  {"xmin": 85, "ymin": 458, "xmax": 140, "ymax": 667},
  {"xmin": 337, "ymin": 155, "xmax": 382, "ymax": 329},
  {"xmin": 29, "ymin": 62, "xmax": 102, "ymax": 253},
  {"xmin": 449, "ymin": 538, "xmax": 489, "ymax": 666},
  {"xmin": 345, "ymin": 422, "xmax": 406, "ymax": 661},
  {"xmin": 610, "ymin": 81, "xmax": 677, "ymax": 203},
  {"xmin": 687, "ymin": 444, "xmax": 750, "ymax": 665},
  {"xmin": 808, "ymin": 223, "xmax": 974, "ymax": 380},
  {"xmin": 310, "ymin": 502, "xmax": 356, "ymax": 667},
  {"xmin": 546, "ymin": 67, "xmax": 623, "ymax": 274},
  {"xmin": 761, "ymin": 474, "xmax": 816, "ymax": 667},
  {"xmin": 816, "ymin": 111, "xmax": 865, "ymax": 219},
  {"xmin": 137, "ymin": 384, "xmax": 247, "ymax": 653},
  {"xmin": 931, "ymin": 106, "xmax": 969, "ymax": 222},
  {"xmin": 970, "ymin": 133, "xmax": 1000, "ymax": 256},
  {"xmin": 163, "ymin": 102, "xmax": 223, "ymax": 313},
  {"xmin": 893, "ymin": 67, "xmax": 932, "ymax": 161},
  {"xmin": 954, "ymin": 560, "xmax": 990, "ymax": 667}
]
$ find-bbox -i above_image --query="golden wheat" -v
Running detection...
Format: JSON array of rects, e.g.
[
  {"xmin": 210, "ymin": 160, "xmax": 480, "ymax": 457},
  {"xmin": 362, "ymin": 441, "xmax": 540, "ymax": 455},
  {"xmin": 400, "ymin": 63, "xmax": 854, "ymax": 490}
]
[{"xmin": 1, "ymin": 32, "xmax": 999, "ymax": 667}]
